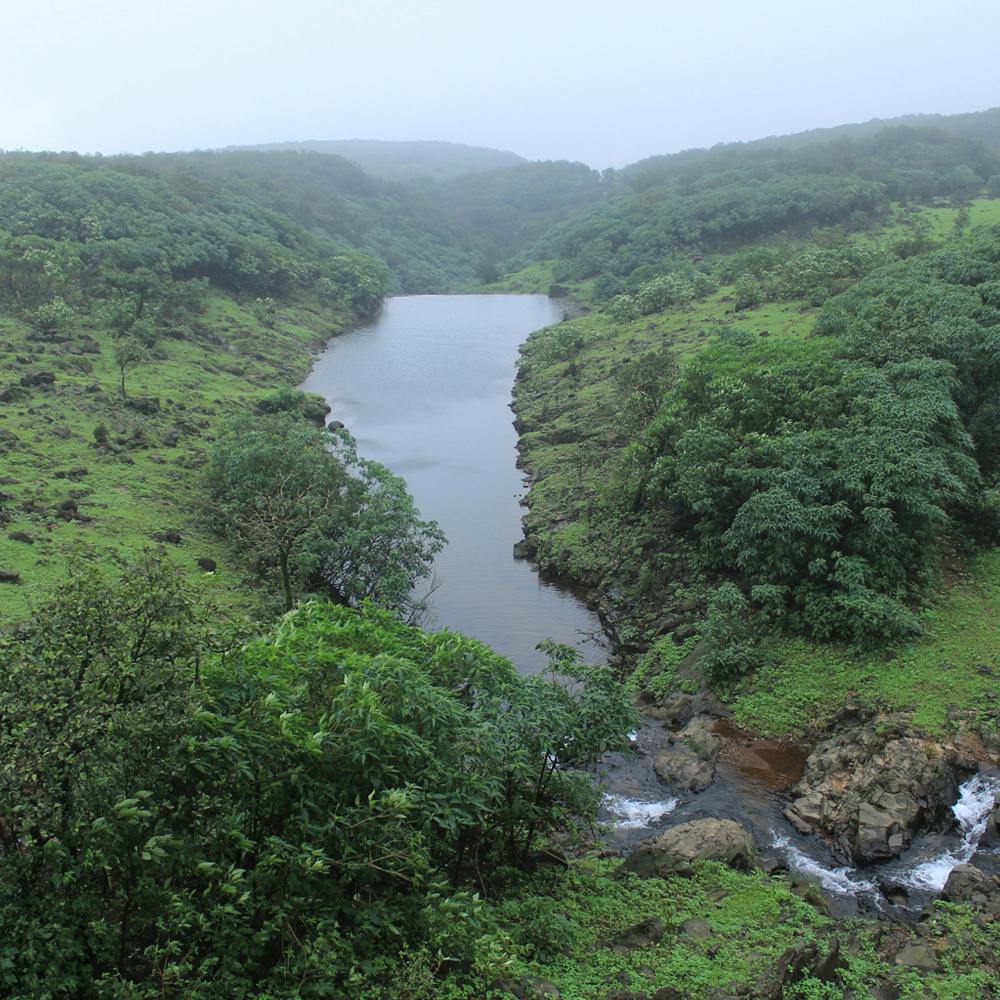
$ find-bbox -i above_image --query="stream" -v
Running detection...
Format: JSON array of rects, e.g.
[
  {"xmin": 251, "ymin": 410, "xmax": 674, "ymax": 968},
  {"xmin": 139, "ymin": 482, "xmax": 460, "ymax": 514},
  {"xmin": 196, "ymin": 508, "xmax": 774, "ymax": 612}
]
[{"xmin": 302, "ymin": 293, "xmax": 999, "ymax": 919}]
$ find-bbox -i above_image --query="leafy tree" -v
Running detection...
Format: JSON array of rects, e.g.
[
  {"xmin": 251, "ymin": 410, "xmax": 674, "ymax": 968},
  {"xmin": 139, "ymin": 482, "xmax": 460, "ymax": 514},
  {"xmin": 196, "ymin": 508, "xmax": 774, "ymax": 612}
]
[
  {"xmin": 113, "ymin": 334, "xmax": 150, "ymax": 399},
  {"xmin": 205, "ymin": 415, "xmax": 443, "ymax": 614},
  {"xmin": 204, "ymin": 414, "xmax": 348, "ymax": 610},
  {"xmin": 0, "ymin": 564, "xmax": 634, "ymax": 996}
]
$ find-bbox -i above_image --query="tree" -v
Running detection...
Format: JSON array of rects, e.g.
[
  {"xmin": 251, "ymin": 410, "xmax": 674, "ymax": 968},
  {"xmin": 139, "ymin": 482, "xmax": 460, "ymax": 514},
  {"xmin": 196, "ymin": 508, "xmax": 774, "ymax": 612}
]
[
  {"xmin": 113, "ymin": 334, "xmax": 150, "ymax": 399},
  {"xmin": 204, "ymin": 414, "xmax": 443, "ymax": 614},
  {"xmin": 304, "ymin": 438, "xmax": 445, "ymax": 621},
  {"xmin": 205, "ymin": 414, "xmax": 347, "ymax": 610}
]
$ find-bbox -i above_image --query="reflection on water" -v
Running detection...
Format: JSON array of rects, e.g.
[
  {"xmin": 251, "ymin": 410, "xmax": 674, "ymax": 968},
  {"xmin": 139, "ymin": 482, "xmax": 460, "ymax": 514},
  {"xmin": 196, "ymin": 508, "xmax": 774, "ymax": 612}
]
[{"xmin": 302, "ymin": 294, "xmax": 605, "ymax": 673}]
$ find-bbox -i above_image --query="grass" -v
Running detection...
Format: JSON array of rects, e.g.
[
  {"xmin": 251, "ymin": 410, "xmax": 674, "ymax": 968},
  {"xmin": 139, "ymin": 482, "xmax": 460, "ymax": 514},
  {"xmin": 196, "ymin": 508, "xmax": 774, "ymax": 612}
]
[
  {"xmin": 384, "ymin": 859, "xmax": 999, "ymax": 999},
  {"xmin": 729, "ymin": 549, "xmax": 1000, "ymax": 739},
  {"xmin": 0, "ymin": 292, "xmax": 348, "ymax": 623}
]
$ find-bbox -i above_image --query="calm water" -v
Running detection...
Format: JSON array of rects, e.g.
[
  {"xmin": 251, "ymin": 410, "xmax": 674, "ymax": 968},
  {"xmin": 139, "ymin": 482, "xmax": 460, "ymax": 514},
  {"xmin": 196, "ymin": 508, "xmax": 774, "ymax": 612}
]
[{"xmin": 302, "ymin": 294, "xmax": 605, "ymax": 672}]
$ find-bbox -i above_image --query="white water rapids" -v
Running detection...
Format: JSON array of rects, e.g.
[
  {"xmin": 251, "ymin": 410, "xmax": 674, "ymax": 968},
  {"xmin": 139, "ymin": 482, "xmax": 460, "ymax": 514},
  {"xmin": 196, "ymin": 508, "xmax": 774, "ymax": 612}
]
[{"xmin": 603, "ymin": 771, "xmax": 1000, "ymax": 905}]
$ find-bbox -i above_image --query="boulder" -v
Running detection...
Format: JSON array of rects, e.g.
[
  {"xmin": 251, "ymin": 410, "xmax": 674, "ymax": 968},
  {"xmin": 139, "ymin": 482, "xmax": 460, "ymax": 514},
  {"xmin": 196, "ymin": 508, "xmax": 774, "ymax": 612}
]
[
  {"xmin": 19, "ymin": 371, "xmax": 55, "ymax": 388},
  {"xmin": 513, "ymin": 537, "xmax": 538, "ymax": 560},
  {"xmin": 494, "ymin": 976, "xmax": 562, "ymax": 998},
  {"xmin": 610, "ymin": 917, "xmax": 664, "ymax": 951},
  {"xmin": 653, "ymin": 717, "xmax": 722, "ymax": 793},
  {"xmin": 0, "ymin": 570, "xmax": 21, "ymax": 584},
  {"xmin": 894, "ymin": 943, "xmax": 940, "ymax": 973},
  {"xmin": 153, "ymin": 529, "xmax": 182, "ymax": 544},
  {"xmin": 680, "ymin": 917, "xmax": 712, "ymax": 940},
  {"xmin": 653, "ymin": 747, "xmax": 715, "ymax": 793},
  {"xmin": 0, "ymin": 385, "xmax": 30, "ymax": 403},
  {"xmin": 127, "ymin": 396, "xmax": 160, "ymax": 415},
  {"xmin": 619, "ymin": 818, "xmax": 758, "ymax": 879},
  {"xmin": 784, "ymin": 720, "xmax": 971, "ymax": 863},
  {"xmin": 942, "ymin": 863, "xmax": 1000, "ymax": 918},
  {"xmin": 196, "ymin": 557, "xmax": 217, "ymax": 573}
]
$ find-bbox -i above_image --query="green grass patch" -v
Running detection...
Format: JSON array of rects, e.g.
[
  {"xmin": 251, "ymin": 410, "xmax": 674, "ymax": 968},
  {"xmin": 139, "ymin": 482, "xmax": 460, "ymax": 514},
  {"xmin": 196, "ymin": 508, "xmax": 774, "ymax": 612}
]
[
  {"xmin": 0, "ymin": 292, "xmax": 349, "ymax": 623},
  {"xmin": 729, "ymin": 549, "xmax": 1000, "ymax": 739}
]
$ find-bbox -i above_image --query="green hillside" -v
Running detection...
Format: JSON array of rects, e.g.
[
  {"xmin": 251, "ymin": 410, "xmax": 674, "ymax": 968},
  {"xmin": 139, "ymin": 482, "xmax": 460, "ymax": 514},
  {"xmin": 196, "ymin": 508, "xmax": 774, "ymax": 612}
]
[{"xmin": 236, "ymin": 137, "xmax": 526, "ymax": 181}]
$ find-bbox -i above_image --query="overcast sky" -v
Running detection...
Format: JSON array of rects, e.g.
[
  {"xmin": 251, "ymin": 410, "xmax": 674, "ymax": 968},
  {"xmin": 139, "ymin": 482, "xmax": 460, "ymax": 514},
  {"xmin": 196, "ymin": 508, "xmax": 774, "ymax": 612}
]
[{"xmin": 4, "ymin": 0, "xmax": 999, "ymax": 168}]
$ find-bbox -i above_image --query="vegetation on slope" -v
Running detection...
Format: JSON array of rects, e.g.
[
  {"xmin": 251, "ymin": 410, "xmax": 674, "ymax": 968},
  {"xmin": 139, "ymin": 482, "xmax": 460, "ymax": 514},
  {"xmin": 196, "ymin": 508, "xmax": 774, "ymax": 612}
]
[
  {"xmin": 0, "ymin": 152, "xmax": 388, "ymax": 621},
  {"xmin": 513, "ymin": 193, "xmax": 1000, "ymax": 736},
  {"xmin": 236, "ymin": 138, "xmax": 526, "ymax": 182}
]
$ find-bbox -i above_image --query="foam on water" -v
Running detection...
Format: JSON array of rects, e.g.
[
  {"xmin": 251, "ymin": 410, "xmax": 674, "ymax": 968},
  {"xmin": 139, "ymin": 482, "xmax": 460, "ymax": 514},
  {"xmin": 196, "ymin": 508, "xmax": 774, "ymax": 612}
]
[
  {"xmin": 603, "ymin": 793, "xmax": 677, "ymax": 829},
  {"xmin": 771, "ymin": 833, "xmax": 880, "ymax": 896},
  {"xmin": 892, "ymin": 773, "xmax": 1000, "ymax": 893}
]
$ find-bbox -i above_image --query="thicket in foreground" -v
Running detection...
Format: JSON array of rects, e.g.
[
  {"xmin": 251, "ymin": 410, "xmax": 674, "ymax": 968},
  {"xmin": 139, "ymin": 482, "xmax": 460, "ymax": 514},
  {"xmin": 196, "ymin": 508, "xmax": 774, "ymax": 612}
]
[{"xmin": 0, "ymin": 561, "xmax": 633, "ymax": 997}]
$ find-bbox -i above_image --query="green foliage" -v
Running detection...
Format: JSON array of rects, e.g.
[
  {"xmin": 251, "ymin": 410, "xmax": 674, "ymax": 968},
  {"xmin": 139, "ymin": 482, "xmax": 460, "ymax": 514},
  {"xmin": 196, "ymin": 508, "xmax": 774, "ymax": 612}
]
[
  {"xmin": 204, "ymin": 414, "xmax": 444, "ymax": 615},
  {"xmin": 0, "ymin": 153, "xmax": 389, "ymax": 322},
  {"xmin": 624, "ymin": 229, "xmax": 1000, "ymax": 645},
  {"xmin": 0, "ymin": 566, "xmax": 633, "ymax": 996},
  {"xmin": 626, "ymin": 631, "xmax": 699, "ymax": 699},
  {"xmin": 700, "ymin": 583, "xmax": 759, "ymax": 681}
]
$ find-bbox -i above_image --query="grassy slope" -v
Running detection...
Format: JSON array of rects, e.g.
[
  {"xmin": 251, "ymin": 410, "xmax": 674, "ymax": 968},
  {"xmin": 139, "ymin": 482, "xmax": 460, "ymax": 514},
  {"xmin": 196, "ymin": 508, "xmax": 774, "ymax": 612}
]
[
  {"xmin": 384, "ymin": 860, "xmax": 997, "ymax": 999},
  {"xmin": 0, "ymin": 292, "xmax": 347, "ymax": 623},
  {"xmin": 511, "ymin": 200, "xmax": 1000, "ymax": 740}
]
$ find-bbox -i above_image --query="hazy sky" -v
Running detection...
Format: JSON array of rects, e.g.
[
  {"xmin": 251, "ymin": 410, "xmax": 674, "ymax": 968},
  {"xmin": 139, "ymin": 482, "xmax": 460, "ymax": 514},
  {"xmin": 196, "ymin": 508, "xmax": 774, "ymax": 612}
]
[{"xmin": 4, "ymin": 0, "xmax": 999, "ymax": 168}]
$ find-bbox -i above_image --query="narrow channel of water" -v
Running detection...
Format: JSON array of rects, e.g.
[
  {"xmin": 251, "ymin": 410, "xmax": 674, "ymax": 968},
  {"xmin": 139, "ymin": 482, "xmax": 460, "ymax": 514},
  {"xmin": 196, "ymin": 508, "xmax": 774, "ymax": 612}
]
[{"xmin": 302, "ymin": 294, "xmax": 605, "ymax": 673}]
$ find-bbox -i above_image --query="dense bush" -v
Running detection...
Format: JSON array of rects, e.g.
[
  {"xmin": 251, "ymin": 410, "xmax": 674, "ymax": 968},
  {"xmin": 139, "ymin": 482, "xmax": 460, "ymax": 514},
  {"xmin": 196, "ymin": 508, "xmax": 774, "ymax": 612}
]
[
  {"xmin": 0, "ymin": 562, "xmax": 634, "ymax": 996},
  {"xmin": 624, "ymin": 233, "xmax": 1000, "ymax": 644},
  {"xmin": 204, "ymin": 414, "xmax": 445, "ymax": 616}
]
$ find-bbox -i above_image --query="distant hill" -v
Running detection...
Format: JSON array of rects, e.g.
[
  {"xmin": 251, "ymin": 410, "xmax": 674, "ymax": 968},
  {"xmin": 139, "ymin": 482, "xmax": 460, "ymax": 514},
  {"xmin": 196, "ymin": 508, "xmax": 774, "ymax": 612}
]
[
  {"xmin": 622, "ymin": 106, "xmax": 1000, "ymax": 180},
  {"xmin": 232, "ymin": 139, "xmax": 526, "ymax": 182}
]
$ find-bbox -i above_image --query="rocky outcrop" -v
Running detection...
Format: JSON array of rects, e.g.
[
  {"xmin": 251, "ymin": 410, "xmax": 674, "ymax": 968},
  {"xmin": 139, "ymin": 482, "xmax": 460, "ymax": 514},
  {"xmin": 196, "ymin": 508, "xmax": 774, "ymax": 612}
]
[
  {"xmin": 652, "ymin": 716, "xmax": 722, "ymax": 793},
  {"xmin": 942, "ymin": 861, "xmax": 1000, "ymax": 919},
  {"xmin": 619, "ymin": 818, "xmax": 758, "ymax": 878},
  {"xmin": 784, "ymin": 719, "xmax": 972, "ymax": 864}
]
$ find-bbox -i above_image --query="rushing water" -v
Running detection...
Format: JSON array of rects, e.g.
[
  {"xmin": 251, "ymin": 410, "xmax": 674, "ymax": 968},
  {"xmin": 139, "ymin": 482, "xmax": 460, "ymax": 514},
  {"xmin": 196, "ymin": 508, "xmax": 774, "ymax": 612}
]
[{"xmin": 302, "ymin": 294, "xmax": 604, "ymax": 672}]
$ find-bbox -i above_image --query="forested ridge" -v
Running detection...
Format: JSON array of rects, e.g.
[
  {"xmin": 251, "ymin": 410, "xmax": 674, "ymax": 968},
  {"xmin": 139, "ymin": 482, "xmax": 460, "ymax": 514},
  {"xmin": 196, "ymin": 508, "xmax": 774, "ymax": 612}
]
[{"xmin": 3, "ymin": 107, "xmax": 1000, "ymax": 997}]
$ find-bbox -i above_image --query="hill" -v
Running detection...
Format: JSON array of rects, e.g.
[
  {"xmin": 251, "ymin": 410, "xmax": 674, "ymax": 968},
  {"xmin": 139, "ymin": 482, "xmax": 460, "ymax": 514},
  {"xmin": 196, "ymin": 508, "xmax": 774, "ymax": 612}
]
[{"xmin": 233, "ymin": 137, "xmax": 526, "ymax": 181}]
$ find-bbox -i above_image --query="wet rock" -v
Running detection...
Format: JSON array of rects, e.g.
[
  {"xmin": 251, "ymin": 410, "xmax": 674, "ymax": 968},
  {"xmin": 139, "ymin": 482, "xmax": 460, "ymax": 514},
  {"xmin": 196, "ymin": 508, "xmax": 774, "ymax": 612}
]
[
  {"xmin": 941, "ymin": 863, "xmax": 1000, "ymax": 918},
  {"xmin": 19, "ymin": 371, "xmax": 55, "ymax": 388},
  {"xmin": 785, "ymin": 720, "xmax": 971, "ymax": 863},
  {"xmin": 878, "ymin": 877, "xmax": 910, "ymax": 908},
  {"xmin": 653, "ymin": 718, "xmax": 722, "ymax": 792},
  {"xmin": 327, "ymin": 420, "xmax": 345, "ymax": 432},
  {"xmin": 978, "ymin": 794, "xmax": 1000, "ymax": 849},
  {"xmin": 893, "ymin": 943, "xmax": 940, "ymax": 973},
  {"xmin": 8, "ymin": 531, "xmax": 33, "ymax": 545},
  {"xmin": 196, "ymin": 557, "xmax": 217, "ymax": 573},
  {"xmin": 654, "ymin": 746, "xmax": 715, "ymax": 792},
  {"xmin": 127, "ymin": 396, "xmax": 160, "ymax": 415},
  {"xmin": 513, "ymin": 537, "xmax": 538, "ymax": 560},
  {"xmin": 619, "ymin": 818, "xmax": 758, "ymax": 879},
  {"xmin": 494, "ymin": 975, "xmax": 562, "ymax": 998},
  {"xmin": 610, "ymin": 917, "xmax": 664, "ymax": 950}
]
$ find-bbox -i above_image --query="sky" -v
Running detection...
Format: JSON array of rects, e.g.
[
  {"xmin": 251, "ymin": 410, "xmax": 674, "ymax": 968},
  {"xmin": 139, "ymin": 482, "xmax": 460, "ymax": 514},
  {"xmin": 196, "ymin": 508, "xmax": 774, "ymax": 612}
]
[{"xmin": 4, "ymin": 0, "xmax": 999, "ymax": 169}]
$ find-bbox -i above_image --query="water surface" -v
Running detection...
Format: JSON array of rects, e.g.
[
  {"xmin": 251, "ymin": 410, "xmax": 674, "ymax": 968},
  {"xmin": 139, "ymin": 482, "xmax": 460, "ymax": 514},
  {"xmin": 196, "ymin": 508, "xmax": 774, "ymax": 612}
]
[{"xmin": 302, "ymin": 294, "xmax": 604, "ymax": 672}]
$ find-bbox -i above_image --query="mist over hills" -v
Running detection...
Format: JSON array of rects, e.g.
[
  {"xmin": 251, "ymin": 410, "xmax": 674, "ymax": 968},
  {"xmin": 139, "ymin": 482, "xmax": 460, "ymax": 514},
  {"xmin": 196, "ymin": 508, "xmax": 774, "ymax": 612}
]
[{"xmin": 229, "ymin": 138, "xmax": 525, "ymax": 182}]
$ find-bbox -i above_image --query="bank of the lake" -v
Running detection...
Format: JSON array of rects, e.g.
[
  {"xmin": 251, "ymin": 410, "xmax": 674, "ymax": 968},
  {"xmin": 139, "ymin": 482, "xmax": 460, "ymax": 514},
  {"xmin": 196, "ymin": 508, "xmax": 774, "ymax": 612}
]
[{"xmin": 301, "ymin": 293, "xmax": 606, "ymax": 672}]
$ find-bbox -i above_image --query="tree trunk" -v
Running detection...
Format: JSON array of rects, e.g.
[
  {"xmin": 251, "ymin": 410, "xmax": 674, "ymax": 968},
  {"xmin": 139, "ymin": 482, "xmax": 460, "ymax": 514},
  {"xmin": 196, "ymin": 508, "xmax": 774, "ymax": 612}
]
[{"xmin": 279, "ymin": 549, "xmax": 293, "ymax": 611}]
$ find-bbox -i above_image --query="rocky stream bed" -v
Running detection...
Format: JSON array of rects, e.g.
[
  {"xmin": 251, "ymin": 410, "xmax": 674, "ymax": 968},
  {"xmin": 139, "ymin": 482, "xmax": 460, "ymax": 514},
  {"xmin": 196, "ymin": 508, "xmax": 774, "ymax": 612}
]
[{"xmin": 593, "ymin": 695, "xmax": 1000, "ymax": 923}]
